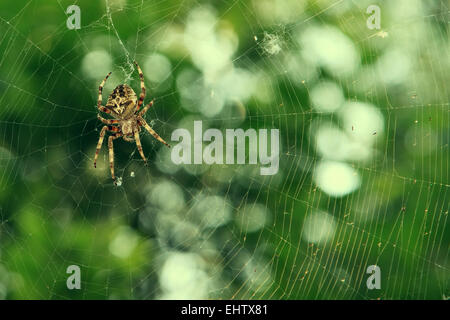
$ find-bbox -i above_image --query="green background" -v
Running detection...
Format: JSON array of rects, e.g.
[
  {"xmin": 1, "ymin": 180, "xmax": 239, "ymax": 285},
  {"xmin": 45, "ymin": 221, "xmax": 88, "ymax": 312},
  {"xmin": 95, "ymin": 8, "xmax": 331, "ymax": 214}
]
[{"xmin": 0, "ymin": 0, "xmax": 448, "ymax": 299}]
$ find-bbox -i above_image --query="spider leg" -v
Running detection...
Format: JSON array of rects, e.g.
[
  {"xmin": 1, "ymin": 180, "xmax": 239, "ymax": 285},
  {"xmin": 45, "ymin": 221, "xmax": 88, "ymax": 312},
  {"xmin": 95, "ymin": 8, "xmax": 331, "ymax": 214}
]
[
  {"xmin": 97, "ymin": 114, "xmax": 119, "ymax": 125},
  {"xmin": 139, "ymin": 118, "xmax": 171, "ymax": 148},
  {"xmin": 94, "ymin": 126, "xmax": 120, "ymax": 168},
  {"xmin": 94, "ymin": 126, "xmax": 108, "ymax": 168},
  {"xmin": 98, "ymin": 106, "xmax": 113, "ymax": 115},
  {"xmin": 133, "ymin": 128, "xmax": 147, "ymax": 165},
  {"xmin": 98, "ymin": 71, "xmax": 112, "ymax": 111},
  {"xmin": 108, "ymin": 133, "xmax": 123, "ymax": 184},
  {"xmin": 123, "ymin": 135, "xmax": 135, "ymax": 142},
  {"xmin": 134, "ymin": 61, "xmax": 146, "ymax": 111},
  {"xmin": 107, "ymin": 125, "xmax": 120, "ymax": 133},
  {"xmin": 137, "ymin": 99, "xmax": 154, "ymax": 117}
]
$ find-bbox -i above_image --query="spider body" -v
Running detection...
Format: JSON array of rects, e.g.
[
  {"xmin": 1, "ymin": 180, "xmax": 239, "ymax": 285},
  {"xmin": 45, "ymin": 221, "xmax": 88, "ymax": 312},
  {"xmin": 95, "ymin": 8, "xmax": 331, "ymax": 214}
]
[
  {"xmin": 120, "ymin": 119, "xmax": 138, "ymax": 138},
  {"xmin": 94, "ymin": 61, "xmax": 170, "ymax": 184}
]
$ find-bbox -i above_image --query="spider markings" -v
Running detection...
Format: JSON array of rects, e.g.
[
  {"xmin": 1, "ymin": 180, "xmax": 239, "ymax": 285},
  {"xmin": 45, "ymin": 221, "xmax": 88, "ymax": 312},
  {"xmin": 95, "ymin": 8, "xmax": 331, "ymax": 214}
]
[
  {"xmin": 93, "ymin": 61, "xmax": 170, "ymax": 185},
  {"xmin": 106, "ymin": 84, "xmax": 137, "ymax": 116}
]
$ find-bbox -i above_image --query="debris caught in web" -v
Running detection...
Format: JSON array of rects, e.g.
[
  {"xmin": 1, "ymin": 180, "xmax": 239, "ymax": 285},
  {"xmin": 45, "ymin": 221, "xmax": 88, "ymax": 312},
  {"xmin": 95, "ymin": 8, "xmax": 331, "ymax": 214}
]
[{"xmin": 261, "ymin": 31, "xmax": 283, "ymax": 56}]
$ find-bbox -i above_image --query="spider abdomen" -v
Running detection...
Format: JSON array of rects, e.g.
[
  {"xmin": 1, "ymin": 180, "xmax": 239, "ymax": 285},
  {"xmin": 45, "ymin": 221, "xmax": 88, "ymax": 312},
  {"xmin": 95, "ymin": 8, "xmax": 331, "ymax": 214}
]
[{"xmin": 106, "ymin": 84, "xmax": 137, "ymax": 118}]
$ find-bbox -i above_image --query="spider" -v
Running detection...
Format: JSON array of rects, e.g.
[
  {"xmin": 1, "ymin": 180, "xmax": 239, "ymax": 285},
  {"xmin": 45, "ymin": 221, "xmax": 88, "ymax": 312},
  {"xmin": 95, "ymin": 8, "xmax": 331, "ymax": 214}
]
[{"xmin": 94, "ymin": 61, "xmax": 170, "ymax": 184}]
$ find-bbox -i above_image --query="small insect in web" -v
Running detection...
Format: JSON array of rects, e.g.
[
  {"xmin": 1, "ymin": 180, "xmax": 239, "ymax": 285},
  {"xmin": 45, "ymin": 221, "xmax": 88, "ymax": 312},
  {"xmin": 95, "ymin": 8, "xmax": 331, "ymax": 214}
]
[{"xmin": 93, "ymin": 61, "xmax": 171, "ymax": 185}]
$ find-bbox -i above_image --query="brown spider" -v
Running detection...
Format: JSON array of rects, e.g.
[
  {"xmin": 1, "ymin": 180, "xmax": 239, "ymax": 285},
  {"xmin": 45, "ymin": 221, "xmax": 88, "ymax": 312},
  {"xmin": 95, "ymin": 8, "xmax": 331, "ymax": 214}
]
[{"xmin": 94, "ymin": 61, "xmax": 170, "ymax": 184}]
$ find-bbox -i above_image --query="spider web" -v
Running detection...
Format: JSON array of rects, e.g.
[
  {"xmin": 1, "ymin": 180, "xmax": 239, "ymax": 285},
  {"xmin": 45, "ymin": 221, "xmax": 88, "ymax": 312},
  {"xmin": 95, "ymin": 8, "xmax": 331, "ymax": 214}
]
[{"xmin": 0, "ymin": 0, "xmax": 448, "ymax": 300}]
